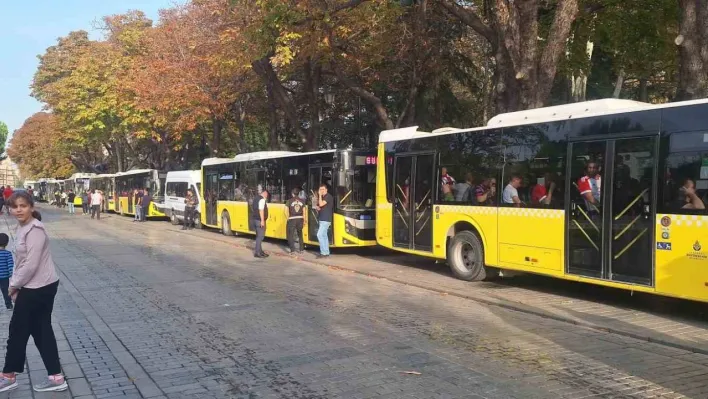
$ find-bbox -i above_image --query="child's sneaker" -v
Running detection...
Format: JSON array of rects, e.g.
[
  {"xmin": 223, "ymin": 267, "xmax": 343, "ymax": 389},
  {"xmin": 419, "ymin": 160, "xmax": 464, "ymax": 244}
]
[
  {"xmin": 0, "ymin": 376, "xmax": 18, "ymax": 392},
  {"xmin": 33, "ymin": 375, "xmax": 67, "ymax": 392}
]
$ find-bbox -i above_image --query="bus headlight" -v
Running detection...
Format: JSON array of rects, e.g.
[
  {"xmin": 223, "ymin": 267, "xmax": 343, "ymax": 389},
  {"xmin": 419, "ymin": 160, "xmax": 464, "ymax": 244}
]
[{"xmin": 345, "ymin": 220, "xmax": 354, "ymax": 235}]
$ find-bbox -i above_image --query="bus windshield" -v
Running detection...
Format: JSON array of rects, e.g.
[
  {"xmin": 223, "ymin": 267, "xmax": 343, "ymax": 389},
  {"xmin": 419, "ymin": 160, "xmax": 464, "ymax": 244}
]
[{"xmin": 336, "ymin": 153, "xmax": 376, "ymax": 211}]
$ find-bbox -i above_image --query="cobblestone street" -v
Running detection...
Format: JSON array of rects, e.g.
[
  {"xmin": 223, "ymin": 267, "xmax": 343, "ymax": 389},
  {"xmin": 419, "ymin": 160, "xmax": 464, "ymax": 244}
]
[{"xmin": 2, "ymin": 207, "xmax": 708, "ymax": 398}]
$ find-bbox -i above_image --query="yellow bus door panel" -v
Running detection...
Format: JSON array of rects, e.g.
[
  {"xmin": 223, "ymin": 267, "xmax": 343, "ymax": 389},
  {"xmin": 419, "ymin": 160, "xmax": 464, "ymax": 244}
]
[
  {"xmin": 376, "ymin": 203, "xmax": 393, "ymax": 246},
  {"xmin": 497, "ymin": 208, "xmax": 565, "ymax": 275},
  {"xmin": 655, "ymin": 214, "xmax": 708, "ymax": 302},
  {"xmin": 499, "ymin": 244, "xmax": 562, "ymax": 272}
]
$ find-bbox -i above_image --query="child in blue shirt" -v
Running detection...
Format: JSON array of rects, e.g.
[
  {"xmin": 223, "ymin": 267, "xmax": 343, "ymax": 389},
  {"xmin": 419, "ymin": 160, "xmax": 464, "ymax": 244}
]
[{"xmin": 0, "ymin": 233, "xmax": 14, "ymax": 310}]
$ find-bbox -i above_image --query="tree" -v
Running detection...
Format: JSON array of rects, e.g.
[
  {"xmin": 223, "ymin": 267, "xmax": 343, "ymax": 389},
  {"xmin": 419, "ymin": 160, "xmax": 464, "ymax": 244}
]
[
  {"xmin": 675, "ymin": 0, "xmax": 708, "ymax": 100},
  {"xmin": 7, "ymin": 113, "xmax": 75, "ymax": 179},
  {"xmin": 0, "ymin": 121, "xmax": 8, "ymax": 157},
  {"xmin": 439, "ymin": 0, "xmax": 582, "ymax": 112}
]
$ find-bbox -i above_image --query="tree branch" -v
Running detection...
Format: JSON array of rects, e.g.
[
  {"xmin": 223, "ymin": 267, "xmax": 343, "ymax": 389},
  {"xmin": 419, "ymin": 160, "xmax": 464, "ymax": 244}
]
[{"xmin": 438, "ymin": 0, "xmax": 497, "ymax": 48}]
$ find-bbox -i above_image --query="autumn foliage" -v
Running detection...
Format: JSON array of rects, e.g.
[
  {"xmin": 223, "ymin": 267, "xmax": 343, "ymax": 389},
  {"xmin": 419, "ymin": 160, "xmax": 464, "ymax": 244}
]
[{"xmin": 9, "ymin": 0, "xmax": 699, "ymax": 178}]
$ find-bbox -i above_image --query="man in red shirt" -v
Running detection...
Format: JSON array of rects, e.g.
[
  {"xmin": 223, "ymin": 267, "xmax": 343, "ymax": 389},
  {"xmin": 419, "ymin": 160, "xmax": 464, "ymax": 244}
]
[
  {"xmin": 577, "ymin": 162, "xmax": 601, "ymax": 211},
  {"xmin": 532, "ymin": 173, "xmax": 556, "ymax": 205},
  {"xmin": 3, "ymin": 186, "xmax": 12, "ymax": 200}
]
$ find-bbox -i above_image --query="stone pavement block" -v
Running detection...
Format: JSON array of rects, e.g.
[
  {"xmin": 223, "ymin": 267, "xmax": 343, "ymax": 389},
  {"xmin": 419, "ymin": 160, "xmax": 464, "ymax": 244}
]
[{"xmin": 69, "ymin": 377, "xmax": 93, "ymax": 396}]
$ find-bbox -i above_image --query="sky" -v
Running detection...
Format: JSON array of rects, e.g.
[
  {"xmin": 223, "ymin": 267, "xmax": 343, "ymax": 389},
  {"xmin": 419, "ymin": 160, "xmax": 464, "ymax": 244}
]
[{"xmin": 0, "ymin": 0, "xmax": 175, "ymax": 142}]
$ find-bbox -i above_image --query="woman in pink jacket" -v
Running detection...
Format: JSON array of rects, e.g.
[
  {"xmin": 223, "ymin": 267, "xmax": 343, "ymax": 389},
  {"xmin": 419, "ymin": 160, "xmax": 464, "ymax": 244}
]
[{"xmin": 0, "ymin": 191, "xmax": 67, "ymax": 393}]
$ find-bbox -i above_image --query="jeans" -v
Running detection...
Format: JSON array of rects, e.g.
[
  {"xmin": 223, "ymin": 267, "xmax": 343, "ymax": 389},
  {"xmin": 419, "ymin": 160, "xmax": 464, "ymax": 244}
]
[
  {"xmin": 82, "ymin": 202, "xmax": 89, "ymax": 214},
  {"xmin": 287, "ymin": 218, "xmax": 304, "ymax": 252},
  {"xmin": 142, "ymin": 204, "xmax": 149, "ymax": 221},
  {"xmin": 0, "ymin": 278, "xmax": 12, "ymax": 308},
  {"xmin": 316, "ymin": 221, "xmax": 331, "ymax": 255},
  {"xmin": 184, "ymin": 207, "xmax": 195, "ymax": 228},
  {"xmin": 135, "ymin": 205, "xmax": 142, "ymax": 221},
  {"xmin": 91, "ymin": 205, "xmax": 100, "ymax": 220},
  {"xmin": 3, "ymin": 281, "xmax": 61, "ymax": 375},
  {"xmin": 68, "ymin": 203, "xmax": 75, "ymax": 214},
  {"xmin": 254, "ymin": 222, "xmax": 266, "ymax": 255}
]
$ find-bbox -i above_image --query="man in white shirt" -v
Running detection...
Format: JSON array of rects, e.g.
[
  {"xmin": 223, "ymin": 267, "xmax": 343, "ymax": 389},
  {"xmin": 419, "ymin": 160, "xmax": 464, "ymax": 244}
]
[
  {"xmin": 252, "ymin": 189, "xmax": 269, "ymax": 258},
  {"xmin": 502, "ymin": 175, "xmax": 522, "ymax": 207},
  {"xmin": 90, "ymin": 190, "xmax": 103, "ymax": 220}
]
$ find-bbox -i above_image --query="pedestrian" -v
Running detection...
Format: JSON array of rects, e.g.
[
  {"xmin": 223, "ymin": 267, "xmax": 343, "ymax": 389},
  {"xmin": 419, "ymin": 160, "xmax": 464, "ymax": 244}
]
[
  {"xmin": 133, "ymin": 189, "xmax": 142, "ymax": 222},
  {"xmin": 81, "ymin": 190, "xmax": 89, "ymax": 215},
  {"xmin": 90, "ymin": 189, "xmax": 102, "ymax": 220},
  {"xmin": 252, "ymin": 189, "xmax": 269, "ymax": 258},
  {"xmin": 0, "ymin": 191, "xmax": 68, "ymax": 393},
  {"xmin": 285, "ymin": 187, "xmax": 305, "ymax": 254},
  {"xmin": 53, "ymin": 190, "xmax": 60, "ymax": 208},
  {"xmin": 315, "ymin": 183, "xmax": 333, "ymax": 259},
  {"xmin": 60, "ymin": 191, "xmax": 67, "ymax": 208},
  {"xmin": 3, "ymin": 186, "xmax": 13, "ymax": 213},
  {"xmin": 66, "ymin": 190, "xmax": 76, "ymax": 215},
  {"xmin": 183, "ymin": 188, "xmax": 198, "ymax": 230},
  {"xmin": 141, "ymin": 188, "xmax": 151, "ymax": 222},
  {"xmin": 0, "ymin": 186, "xmax": 5, "ymax": 216},
  {"xmin": 0, "ymin": 233, "xmax": 14, "ymax": 310}
]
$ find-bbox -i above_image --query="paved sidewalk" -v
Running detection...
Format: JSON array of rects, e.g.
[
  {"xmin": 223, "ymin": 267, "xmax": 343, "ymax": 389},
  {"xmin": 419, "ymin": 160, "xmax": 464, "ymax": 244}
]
[
  {"xmin": 3, "ymin": 206, "xmax": 708, "ymax": 398},
  {"xmin": 131, "ymin": 213, "xmax": 708, "ymax": 356}
]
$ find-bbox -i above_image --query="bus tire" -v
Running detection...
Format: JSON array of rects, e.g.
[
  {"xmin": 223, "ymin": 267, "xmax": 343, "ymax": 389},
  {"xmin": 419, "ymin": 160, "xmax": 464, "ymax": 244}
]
[
  {"xmin": 221, "ymin": 211, "xmax": 233, "ymax": 236},
  {"xmin": 448, "ymin": 231, "xmax": 486, "ymax": 281},
  {"xmin": 170, "ymin": 210, "xmax": 179, "ymax": 225}
]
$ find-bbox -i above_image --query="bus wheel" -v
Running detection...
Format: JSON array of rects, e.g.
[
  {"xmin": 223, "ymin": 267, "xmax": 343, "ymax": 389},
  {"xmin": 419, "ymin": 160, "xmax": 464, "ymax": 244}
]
[
  {"xmin": 170, "ymin": 210, "xmax": 179, "ymax": 225},
  {"xmin": 448, "ymin": 231, "xmax": 486, "ymax": 281},
  {"xmin": 221, "ymin": 212, "xmax": 233, "ymax": 236}
]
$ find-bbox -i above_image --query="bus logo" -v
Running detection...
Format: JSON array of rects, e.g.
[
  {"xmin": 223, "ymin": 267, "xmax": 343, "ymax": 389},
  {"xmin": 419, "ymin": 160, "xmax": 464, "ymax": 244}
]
[
  {"xmin": 660, "ymin": 216, "xmax": 671, "ymax": 227},
  {"xmin": 694, "ymin": 241, "xmax": 702, "ymax": 252}
]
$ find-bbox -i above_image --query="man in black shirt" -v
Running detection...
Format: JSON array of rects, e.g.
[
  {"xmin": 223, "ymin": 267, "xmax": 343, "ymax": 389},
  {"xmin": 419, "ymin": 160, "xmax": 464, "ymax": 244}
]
[
  {"xmin": 141, "ymin": 188, "xmax": 151, "ymax": 222},
  {"xmin": 285, "ymin": 187, "xmax": 305, "ymax": 253},
  {"xmin": 315, "ymin": 184, "xmax": 333, "ymax": 258},
  {"xmin": 67, "ymin": 190, "xmax": 76, "ymax": 215},
  {"xmin": 252, "ymin": 189, "xmax": 269, "ymax": 258}
]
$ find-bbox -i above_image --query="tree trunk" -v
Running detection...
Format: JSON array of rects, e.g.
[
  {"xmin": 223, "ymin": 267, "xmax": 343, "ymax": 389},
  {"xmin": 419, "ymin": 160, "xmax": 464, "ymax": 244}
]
[
  {"xmin": 331, "ymin": 61, "xmax": 394, "ymax": 130},
  {"xmin": 676, "ymin": 0, "xmax": 708, "ymax": 100},
  {"xmin": 303, "ymin": 59, "xmax": 321, "ymax": 150},
  {"xmin": 252, "ymin": 56, "xmax": 311, "ymax": 146},
  {"xmin": 265, "ymin": 84, "xmax": 281, "ymax": 150},
  {"xmin": 613, "ymin": 70, "xmax": 625, "ymax": 98},
  {"xmin": 210, "ymin": 118, "xmax": 222, "ymax": 156},
  {"xmin": 440, "ymin": 0, "xmax": 580, "ymax": 112},
  {"xmin": 639, "ymin": 79, "xmax": 649, "ymax": 102}
]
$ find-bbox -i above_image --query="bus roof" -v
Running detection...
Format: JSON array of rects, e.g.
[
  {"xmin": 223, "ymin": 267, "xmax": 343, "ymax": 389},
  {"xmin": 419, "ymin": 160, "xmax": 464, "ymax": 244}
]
[
  {"xmin": 201, "ymin": 149, "xmax": 337, "ymax": 167},
  {"xmin": 115, "ymin": 169, "xmax": 155, "ymax": 176},
  {"xmin": 93, "ymin": 174, "xmax": 116, "ymax": 178},
  {"xmin": 166, "ymin": 170, "xmax": 200, "ymax": 179},
  {"xmin": 68, "ymin": 173, "xmax": 97, "ymax": 179},
  {"xmin": 379, "ymin": 98, "xmax": 708, "ymax": 143}
]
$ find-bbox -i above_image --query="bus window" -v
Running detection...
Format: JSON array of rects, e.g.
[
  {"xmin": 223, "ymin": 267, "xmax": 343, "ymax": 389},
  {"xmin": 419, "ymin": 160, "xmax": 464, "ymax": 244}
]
[
  {"xmin": 660, "ymin": 132, "xmax": 708, "ymax": 214},
  {"xmin": 337, "ymin": 153, "xmax": 376, "ymax": 210}
]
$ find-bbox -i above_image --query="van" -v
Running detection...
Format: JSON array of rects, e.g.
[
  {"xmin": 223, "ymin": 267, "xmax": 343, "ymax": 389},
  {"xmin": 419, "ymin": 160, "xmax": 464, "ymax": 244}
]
[{"xmin": 163, "ymin": 170, "xmax": 202, "ymax": 227}]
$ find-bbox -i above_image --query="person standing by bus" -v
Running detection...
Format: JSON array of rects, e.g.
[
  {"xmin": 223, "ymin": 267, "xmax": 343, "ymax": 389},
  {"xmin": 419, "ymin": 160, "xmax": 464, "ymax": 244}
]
[
  {"xmin": 66, "ymin": 190, "xmax": 76, "ymax": 215},
  {"xmin": 3, "ymin": 186, "xmax": 13, "ymax": 213},
  {"xmin": 141, "ymin": 188, "xmax": 151, "ymax": 222},
  {"xmin": 133, "ymin": 189, "xmax": 142, "ymax": 222},
  {"xmin": 81, "ymin": 191, "xmax": 90, "ymax": 215},
  {"xmin": 285, "ymin": 188, "xmax": 305, "ymax": 254},
  {"xmin": 315, "ymin": 184, "xmax": 333, "ymax": 259},
  {"xmin": 90, "ymin": 189, "xmax": 102, "ymax": 220},
  {"xmin": 0, "ymin": 191, "xmax": 68, "ymax": 393},
  {"xmin": 182, "ymin": 189, "xmax": 198, "ymax": 230},
  {"xmin": 252, "ymin": 189, "xmax": 269, "ymax": 258}
]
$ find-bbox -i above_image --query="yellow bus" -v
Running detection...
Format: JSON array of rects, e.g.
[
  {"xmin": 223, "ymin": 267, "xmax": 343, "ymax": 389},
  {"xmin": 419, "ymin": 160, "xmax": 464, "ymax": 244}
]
[
  {"xmin": 89, "ymin": 174, "xmax": 116, "ymax": 212},
  {"xmin": 376, "ymin": 98, "xmax": 708, "ymax": 302},
  {"xmin": 114, "ymin": 169, "xmax": 166, "ymax": 218},
  {"xmin": 64, "ymin": 173, "xmax": 95, "ymax": 206},
  {"xmin": 201, "ymin": 150, "xmax": 377, "ymax": 247}
]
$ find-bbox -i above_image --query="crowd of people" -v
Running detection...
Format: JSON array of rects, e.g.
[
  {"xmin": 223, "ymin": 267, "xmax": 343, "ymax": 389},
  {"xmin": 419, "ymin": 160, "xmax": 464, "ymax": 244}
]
[
  {"xmin": 251, "ymin": 184, "xmax": 332, "ymax": 260},
  {"xmin": 49, "ymin": 188, "xmax": 105, "ymax": 220}
]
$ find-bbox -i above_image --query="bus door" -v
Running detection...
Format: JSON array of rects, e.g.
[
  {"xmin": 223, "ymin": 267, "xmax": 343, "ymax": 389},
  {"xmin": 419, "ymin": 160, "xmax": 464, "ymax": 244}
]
[
  {"xmin": 566, "ymin": 136, "xmax": 657, "ymax": 285},
  {"xmin": 392, "ymin": 153, "xmax": 435, "ymax": 252},
  {"xmin": 205, "ymin": 171, "xmax": 218, "ymax": 225},
  {"xmin": 307, "ymin": 165, "xmax": 334, "ymax": 245}
]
